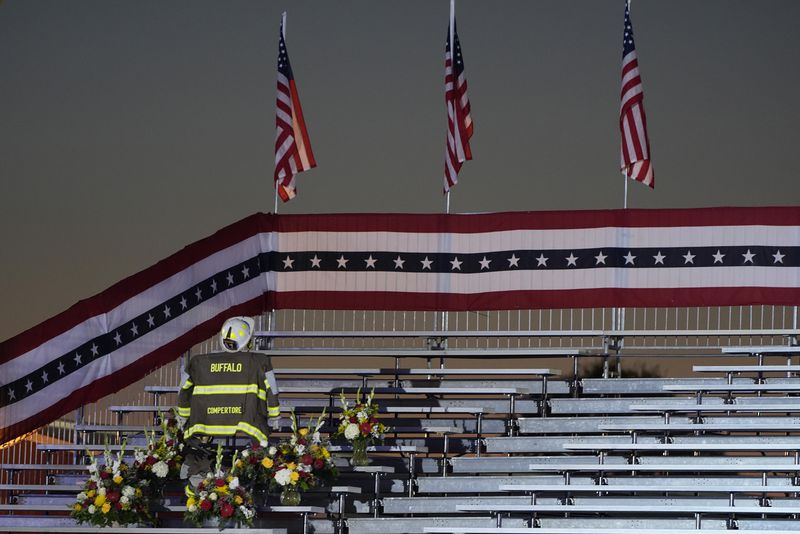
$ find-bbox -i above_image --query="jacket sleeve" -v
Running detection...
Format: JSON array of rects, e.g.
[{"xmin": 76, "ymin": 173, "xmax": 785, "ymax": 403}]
[
  {"xmin": 176, "ymin": 365, "xmax": 194, "ymax": 419},
  {"xmin": 263, "ymin": 357, "xmax": 281, "ymax": 418}
]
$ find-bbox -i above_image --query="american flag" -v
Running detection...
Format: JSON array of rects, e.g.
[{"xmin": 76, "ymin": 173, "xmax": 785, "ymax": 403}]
[
  {"xmin": 619, "ymin": 1, "xmax": 654, "ymax": 188},
  {"xmin": 3, "ymin": 207, "xmax": 800, "ymax": 444},
  {"xmin": 443, "ymin": 2, "xmax": 473, "ymax": 193},
  {"xmin": 274, "ymin": 14, "xmax": 316, "ymax": 203}
]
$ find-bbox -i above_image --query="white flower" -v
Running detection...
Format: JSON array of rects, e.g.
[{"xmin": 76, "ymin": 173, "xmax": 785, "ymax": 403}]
[
  {"xmin": 311, "ymin": 432, "xmax": 321, "ymax": 444},
  {"xmin": 87, "ymin": 464, "xmax": 97, "ymax": 474},
  {"xmin": 240, "ymin": 505, "xmax": 254, "ymax": 519},
  {"xmin": 209, "ymin": 492, "xmax": 218, "ymax": 501},
  {"xmin": 188, "ymin": 504, "xmax": 197, "ymax": 512},
  {"xmin": 296, "ymin": 444, "xmax": 306, "ymax": 455},
  {"xmin": 88, "ymin": 505, "xmax": 96, "ymax": 514},
  {"xmin": 77, "ymin": 492, "xmax": 87, "ymax": 501},
  {"xmin": 122, "ymin": 485, "xmax": 135, "ymax": 497},
  {"xmin": 98, "ymin": 487, "xmax": 106, "ymax": 496},
  {"xmin": 228, "ymin": 477, "xmax": 239, "ymax": 490},
  {"xmin": 241, "ymin": 450, "xmax": 249, "ymax": 458},
  {"xmin": 357, "ymin": 411, "xmax": 368, "ymax": 422},
  {"xmin": 273, "ymin": 468, "xmax": 292, "ymax": 486},
  {"xmin": 259, "ymin": 440, "xmax": 269, "ymax": 448},
  {"xmin": 134, "ymin": 450, "xmax": 146, "ymax": 464},
  {"xmin": 268, "ymin": 447, "xmax": 277, "ymax": 456},
  {"xmin": 344, "ymin": 423, "xmax": 360, "ymax": 440},
  {"xmin": 120, "ymin": 495, "xmax": 129, "ymax": 505},
  {"xmin": 372, "ymin": 426, "xmax": 382, "ymax": 438},
  {"xmin": 152, "ymin": 461, "xmax": 169, "ymax": 478}
]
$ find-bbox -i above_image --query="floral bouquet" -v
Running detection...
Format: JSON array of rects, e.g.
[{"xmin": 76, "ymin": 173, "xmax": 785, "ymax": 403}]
[
  {"xmin": 133, "ymin": 413, "xmax": 184, "ymax": 491},
  {"xmin": 231, "ymin": 440, "xmax": 274, "ymax": 487},
  {"xmin": 264, "ymin": 410, "xmax": 338, "ymax": 505},
  {"xmin": 334, "ymin": 388, "xmax": 387, "ymax": 465},
  {"xmin": 184, "ymin": 444, "xmax": 255, "ymax": 530},
  {"xmin": 70, "ymin": 441, "xmax": 153, "ymax": 527}
]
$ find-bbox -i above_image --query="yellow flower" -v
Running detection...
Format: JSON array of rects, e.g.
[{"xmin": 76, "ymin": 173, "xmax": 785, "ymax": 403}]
[
  {"xmin": 93, "ymin": 494, "xmax": 106, "ymax": 507},
  {"xmin": 299, "ymin": 428, "xmax": 309, "ymax": 437},
  {"xmin": 86, "ymin": 489, "xmax": 96, "ymax": 498},
  {"xmin": 321, "ymin": 448, "xmax": 330, "ymax": 459},
  {"xmin": 286, "ymin": 462, "xmax": 297, "ymax": 471},
  {"xmin": 186, "ymin": 497, "xmax": 196, "ymax": 508},
  {"xmin": 101, "ymin": 502, "xmax": 111, "ymax": 514},
  {"xmin": 261, "ymin": 457, "xmax": 273, "ymax": 469},
  {"xmin": 226, "ymin": 475, "xmax": 233, "ymax": 482},
  {"xmin": 112, "ymin": 475, "xmax": 123, "ymax": 485},
  {"xmin": 235, "ymin": 460, "xmax": 244, "ymax": 469},
  {"xmin": 290, "ymin": 471, "xmax": 300, "ymax": 482},
  {"xmin": 135, "ymin": 488, "xmax": 142, "ymax": 497},
  {"xmin": 185, "ymin": 485, "xmax": 195, "ymax": 498},
  {"xmin": 234, "ymin": 495, "xmax": 243, "ymax": 505},
  {"xmin": 216, "ymin": 485, "xmax": 229, "ymax": 495},
  {"xmin": 73, "ymin": 503, "xmax": 82, "ymax": 512}
]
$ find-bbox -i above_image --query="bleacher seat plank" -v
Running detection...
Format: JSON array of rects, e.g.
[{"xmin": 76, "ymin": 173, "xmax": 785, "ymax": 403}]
[
  {"xmin": 425, "ymin": 529, "xmax": 800, "ymax": 534},
  {"xmin": 563, "ymin": 442, "xmax": 800, "ymax": 451},
  {"xmin": 528, "ymin": 463, "xmax": 800, "ymax": 472},
  {"xmin": 499, "ymin": 483, "xmax": 800, "ymax": 493},
  {"xmin": 457, "ymin": 503, "xmax": 800, "ymax": 514}
]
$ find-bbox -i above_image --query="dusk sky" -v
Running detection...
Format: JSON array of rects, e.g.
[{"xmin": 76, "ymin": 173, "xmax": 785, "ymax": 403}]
[{"xmin": 2, "ymin": 1, "xmax": 799, "ymax": 342}]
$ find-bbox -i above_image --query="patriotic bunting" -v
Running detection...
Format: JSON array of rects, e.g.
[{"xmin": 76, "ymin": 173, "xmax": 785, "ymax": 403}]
[{"xmin": 3, "ymin": 207, "xmax": 800, "ymax": 444}]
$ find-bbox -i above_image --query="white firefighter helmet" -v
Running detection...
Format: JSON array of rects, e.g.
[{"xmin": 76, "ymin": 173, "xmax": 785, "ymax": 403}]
[{"xmin": 220, "ymin": 316, "xmax": 255, "ymax": 352}]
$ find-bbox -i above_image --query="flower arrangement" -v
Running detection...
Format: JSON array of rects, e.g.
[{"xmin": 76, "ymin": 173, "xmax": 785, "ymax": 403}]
[
  {"xmin": 334, "ymin": 388, "xmax": 387, "ymax": 465},
  {"xmin": 240, "ymin": 410, "xmax": 337, "ymax": 504},
  {"xmin": 133, "ymin": 413, "xmax": 184, "ymax": 491},
  {"xmin": 231, "ymin": 439, "xmax": 274, "ymax": 487},
  {"xmin": 70, "ymin": 441, "xmax": 153, "ymax": 527},
  {"xmin": 184, "ymin": 444, "xmax": 255, "ymax": 530}
]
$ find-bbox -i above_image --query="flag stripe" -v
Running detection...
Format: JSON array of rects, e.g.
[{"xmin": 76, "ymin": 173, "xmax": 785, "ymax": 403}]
[{"xmin": 443, "ymin": 10, "xmax": 473, "ymax": 193}]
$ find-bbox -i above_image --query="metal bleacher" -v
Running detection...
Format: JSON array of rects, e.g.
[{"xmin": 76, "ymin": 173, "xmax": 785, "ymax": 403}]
[{"xmin": 5, "ymin": 320, "xmax": 800, "ymax": 533}]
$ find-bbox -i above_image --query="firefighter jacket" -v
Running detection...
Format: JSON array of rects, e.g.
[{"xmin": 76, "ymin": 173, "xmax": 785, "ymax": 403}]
[{"xmin": 176, "ymin": 351, "xmax": 280, "ymax": 443}]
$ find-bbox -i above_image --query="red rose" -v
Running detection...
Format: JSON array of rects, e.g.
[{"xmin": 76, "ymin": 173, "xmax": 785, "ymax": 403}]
[
  {"xmin": 167, "ymin": 459, "xmax": 176, "ymax": 469},
  {"xmin": 299, "ymin": 470, "xmax": 309, "ymax": 479},
  {"xmin": 313, "ymin": 459, "xmax": 324, "ymax": 470},
  {"xmin": 349, "ymin": 416, "xmax": 357, "ymax": 423},
  {"xmin": 200, "ymin": 499, "xmax": 213, "ymax": 511},
  {"xmin": 114, "ymin": 502, "xmax": 123, "ymax": 510},
  {"xmin": 215, "ymin": 478, "xmax": 226, "ymax": 487},
  {"xmin": 99, "ymin": 471, "xmax": 110, "ymax": 480},
  {"xmin": 87, "ymin": 481, "xmax": 97, "ymax": 490},
  {"xmin": 249, "ymin": 456, "xmax": 257, "ymax": 465},
  {"xmin": 106, "ymin": 490, "xmax": 120, "ymax": 503},
  {"xmin": 146, "ymin": 456, "xmax": 157, "ymax": 465},
  {"xmin": 198, "ymin": 481, "xmax": 206, "ymax": 491},
  {"xmin": 301, "ymin": 454, "xmax": 312, "ymax": 465},
  {"xmin": 359, "ymin": 422, "xmax": 372, "ymax": 435},
  {"xmin": 298, "ymin": 439, "xmax": 306, "ymax": 446},
  {"xmin": 220, "ymin": 502, "xmax": 235, "ymax": 518},
  {"xmin": 166, "ymin": 439, "xmax": 174, "ymax": 447}
]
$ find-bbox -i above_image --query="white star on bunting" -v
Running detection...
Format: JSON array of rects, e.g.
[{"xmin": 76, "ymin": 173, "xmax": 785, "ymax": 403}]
[
  {"xmin": 683, "ymin": 251, "xmax": 695, "ymax": 264},
  {"xmin": 624, "ymin": 251, "xmax": 636, "ymax": 265},
  {"xmin": 211, "ymin": 279, "xmax": 218, "ymax": 293},
  {"xmin": 163, "ymin": 305, "xmax": 171, "ymax": 318},
  {"xmin": 421, "ymin": 257, "xmax": 433, "ymax": 270},
  {"xmin": 566, "ymin": 253, "xmax": 578, "ymax": 267},
  {"xmin": 536, "ymin": 254, "xmax": 548, "ymax": 267},
  {"xmin": 336, "ymin": 256, "xmax": 349, "ymax": 269},
  {"xmin": 742, "ymin": 249, "xmax": 755, "ymax": 264},
  {"xmin": 194, "ymin": 288, "xmax": 202, "ymax": 301},
  {"xmin": 508, "ymin": 254, "xmax": 520, "ymax": 268},
  {"xmin": 393, "ymin": 256, "xmax": 405, "ymax": 269},
  {"xmin": 479, "ymin": 256, "xmax": 491, "ymax": 270},
  {"xmin": 450, "ymin": 257, "xmax": 463, "ymax": 270},
  {"xmin": 113, "ymin": 331, "xmax": 122, "ymax": 345},
  {"xmin": 713, "ymin": 250, "xmax": 725, "ymax": 264},
  {"xmin": 58, "ymin": 361, "xmax": 65, "ymax": 375},
  {"xmin": 310, "ymin": 255, "xmax": 321, "ymax": 268},
  {"xmin": 283, "ymin": 256, "xmax": 295, "ymax": 269},
  {"xmin": 226, "ymin": 272, "xmax": 235, "ymax": 285},
  {"xmin": 773, "ymin": 250, "xmax": 785, "ymax": 264},
  {"xmin": 365, "ymin": 255, "xmax": 377, "ymax": 268},
  {"xmin": 594, "ymin": 252, "xmax": 607, "ymax": 265},
  {"xmin": 41, "ymin": 370, "xmax": 49, "ymax": 384},
  {"xmin": 179, "ymin": 296, "xmax": 188, "ymax": 310},
  {"xmin": 653, "ymin": 251, "xmax": 666, "ymax": 265},
  {"xmin": 241, "ymin": 266, "xmax": 250, "ymax": 278},
  {"xmin": 130, "ymin": 323, "xmax": 139, "ymax": 337},
  {"xmin": 74, "ymin": 353, "xmax": 82, "ymax": 366}
]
